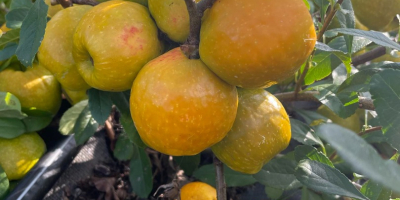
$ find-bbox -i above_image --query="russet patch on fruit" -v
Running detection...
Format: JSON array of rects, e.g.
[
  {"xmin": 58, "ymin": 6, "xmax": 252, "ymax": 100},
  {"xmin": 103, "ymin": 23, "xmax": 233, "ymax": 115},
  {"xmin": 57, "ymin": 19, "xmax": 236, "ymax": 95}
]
[
  {"xmin": 130, "ymin": 47, "xmax": 238, "ymax": 156},
  {"xmin": 199, "ymin": 0, "xmax": 316, "ymax": 88},
  {"xmin": 211, "ymin": 88, "xmax": 291, "ymax": 174}
]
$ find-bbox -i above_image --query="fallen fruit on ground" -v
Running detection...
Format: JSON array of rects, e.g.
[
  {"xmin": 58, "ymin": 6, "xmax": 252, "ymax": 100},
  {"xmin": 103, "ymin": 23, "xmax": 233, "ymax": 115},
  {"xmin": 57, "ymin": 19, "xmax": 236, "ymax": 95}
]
[
  {"xmin": 317, "ymin": 105, "xmax": 361, "ymax": 133},
  {"xmin": 130, "ymin": 47, "xmax": 238, "ymax": 156},
  {"xmin": 0, "ymin": 132, "xmax": 46, "ymax": 180},
  {"xmin": 0, "ymin": 63, "xmax": 61, "ymax": 115},
  {"xmin": 38, "ymin": 5, "xmax": 92, "ymax": 91},
  {"xmin": 180, "ymin": 182, "xmax": 216, "ymax": 200},
  {"xmin": 148, "ymin": 0, "xmax": 200, "ymax": 43},
  {"xmin": 73, "ymin": 0, "xmax": 162, "ymax": 92},
  {"xmin": 352, "ymin": 0, "xmax": 400, "ymax": 31},
  {"xmin": 199, "ymin": 0, "xmax": 316, "ymax": 88},
  {"xmin": 211, "ymin": 88, "xmax": 291, "ymax": 174}
]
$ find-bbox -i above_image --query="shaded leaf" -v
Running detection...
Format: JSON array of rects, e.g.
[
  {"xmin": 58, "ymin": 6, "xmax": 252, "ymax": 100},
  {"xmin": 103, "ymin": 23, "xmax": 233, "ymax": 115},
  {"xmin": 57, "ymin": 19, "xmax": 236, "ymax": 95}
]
[
  {"xmin": 113, "ymin": 131, "xmax": 134, "ymax": 161},
  {"xmin": 73, "ymin": 105, "xmax": 99, "ymax": 145},
  {"xmin": 59, "ymin": 100, "xmax": 88, "ymax": 135},
  {"xmin": 22, "ymin": 114, "xmax": 52, "ymax": 132},
  {"xmin": 265, "ymin": 186, "xmax": 283, "ymax": 200},
  {"xmin": 369, "ymin": 69, "xmax": 400, "ymax": 150},
  {"xmin": 88, "ymin": 89, "xmax": 112, "ymax": 125},
  {"xmin": 5, "ymin": 8, "xmax": 29, "ymax": 29},
  {"xmin": 0, "ymin": 92, "xmax": 26, "ymax": 119},
  {"xmin": 335, "ymin": 0, "xmax": 355, "ymax": 54},
  {"xmin": 328, "ymin": 28, "xmax": 400, "ymax": 50},
  {"xmin": 315, "ymin": 124, "xmax": 400, "ymax": 193},
  {"xmin": 294, "ymin": 145, "xmax": 334, "ymax": 167},
  {"xmin": 174, "ymin": 154, "xmax": 200, "ymax": 176},
  {"xmin": 295, "ymin": 159, "xmax": 367, "ymax": 200},
  {"xmin": 290, "ymin": 119, "xmax": 323, "ymax": 147},
  {"xmin": 253, "ymin": 157, "xmax": 301, "ymax": 190},
  {"xmin": 15, "ymin": 0, "xmax": 47, "ymax": 67},
  {"xmin": 0, "ymin": 165, "xmax": 8, "ymax": 199},
  {"xmin": 193, "ymin": 164, "xmax": 257, "ymax": 188},
  {"xmin": 360, "ymin": 180, "xmax": 391, "ymax": 200},
  {"xmin": 0, "ymin": 29, "xmax": 20, "ymax": 49},
  {"xmin": 301, "ymin": 188, "xmax": 323, "ymax": 200},
  {"xmin": 10, "ymin": 0, "xmax": 32, "ymax": 9},
  {"xmin": 0, "ymin": 117, "xmax": 25, "ymax": 139},
  {"xmin": 294, "ymin": 109, "xmax": 328, "ymax": 125},
  {"xmin": 0, "ymin": 43, "xmax": 18, "ymax": 61},
  {"xmin": 129, "ymin": 147, "xmax": 152, "ymax": 198},
  {"xmin": 110, "ymin": 92, "xmax": 146, "ymax": 148}
]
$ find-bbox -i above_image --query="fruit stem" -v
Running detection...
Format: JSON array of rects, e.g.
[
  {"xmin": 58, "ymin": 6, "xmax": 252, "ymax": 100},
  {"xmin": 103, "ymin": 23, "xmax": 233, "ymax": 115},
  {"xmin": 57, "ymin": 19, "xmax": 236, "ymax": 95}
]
[
  {"xmin": 214, "ymin": 156, "xmax": 227, "ymax": 200},
  {"xmin": 50, "ymin": 0, "xmax": 98, "ymax": 8},
  {"xmin": 181, "ymin": 0, "xmax": 216, "ymax": 59}
]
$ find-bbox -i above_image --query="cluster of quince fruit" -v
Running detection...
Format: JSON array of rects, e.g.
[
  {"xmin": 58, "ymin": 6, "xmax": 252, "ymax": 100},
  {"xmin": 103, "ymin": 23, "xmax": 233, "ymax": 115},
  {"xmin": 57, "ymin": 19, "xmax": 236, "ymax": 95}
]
[{"xmin": 0, "ymin": 0, "xmax": 316, "ymax": 178}]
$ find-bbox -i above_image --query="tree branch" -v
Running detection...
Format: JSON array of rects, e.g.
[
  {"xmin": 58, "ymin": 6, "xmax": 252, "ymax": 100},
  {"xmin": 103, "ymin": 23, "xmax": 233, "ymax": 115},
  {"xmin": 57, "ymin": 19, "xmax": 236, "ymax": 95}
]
[
  {"xmin": 317, "ymin": 0, "xmax": 344, "ymax": 42},
  {"xmin": 359, "ymin": 126, "xmax": 382, "ymax": 136},
  {"xmin": 214, "ymin": 156, "xmax": 226, "ymax": 200},
  {"xmin": 274, "ymin": 91, "xmax": 375, "ymax": 111},
  {"xmin": 351, "ymin": 46, "xmax": 387, "ymax": 66},
  {"xmin": 51, "ymin": 0, "xmax": 98, "ymax": 8},
  {"xmin": 181, "ymin": 0, "xmax": 216, "ymax": 59}
]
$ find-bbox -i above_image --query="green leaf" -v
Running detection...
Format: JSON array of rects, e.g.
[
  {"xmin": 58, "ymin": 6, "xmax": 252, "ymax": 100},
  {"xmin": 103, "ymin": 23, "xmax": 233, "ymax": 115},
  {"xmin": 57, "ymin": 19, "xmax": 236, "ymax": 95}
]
[
  {"xmin": 313, "ymin": 0, "xmax": 329, "ymax": 22},
  {"xmin": 59, "ymin": 100, "xmax": 88, "ymax": 135},
  {"xmin": 338, "ymin": 63, "xmax": 400, "ymax": 93},
  {"xmin": 193, "ymin": 164, "xmax": 257, "ymax": 188},
  {"xmin": 110, "ymin": 92, "xmax": 146, "ymax": 148},
  {"xmin": 294, "ymin": 145, "xmax": 334, "ymax": 167},
  {"xmin": 0, "ymin": 29, "xmax": 20, "ymax": 50},
  {"xmin": 15, "ymin": 0, "xmax": 48, "ymax": 67},
  {"xmin": 315, "ymin": 42, "xmax": 352, "ymax": 73},
  {"xmin": 294, "ymin": 108, "xmax": 328, "ymax": 125},
  {"xmin": 295, "ymin": 159, "xmax": 368, "ymax": 200},
  {"xmin": 253, "ymin": 157, "xmax": 301, "ymax": 190},
  {"xmin": 113, "ymin": 131, "xmax": 134, "ymax": 161},
  {"xmin": 328, "ymin": 28, "xmax": 400, "ymax": 50},
  {"xmin": 87, "ymin": 89, "xmax": 112, "ymax": 125},
  {"xmin": 22, "ymin": 114, "xmax": 52, "ymax": 132},
  {"xmin": 369, "ymin": 69, "xmax": 400, "ymax": 150},
  {"xmin": 0, "ymin": 43, "xmax": 18, "ymax": 61},
  {"xmin": 335, "ymin": 0, "xmax": 355, "ymax": 54},
  {"xmin": 290, "ymin": 119, "xmax": 324, "ymax": 147},
  {"xmin": 10, "ymin": 0, "xmax": 32, "ymax": 9},
  {"xmin": 174, "ymin": 154, "xmax": 200, "ymax": 176},
  {"xmin": 328, "ymin": 36, "xmax": 371, "ymax": 54},
  {"xmin": 302, "ymin": 0, "xmax": 310, "ymax": 10},
  {"xmin": 301, "ymin": 188, "xmax": 323, "ymax": 200},
  {"xmin": 265, "ymin": 186, "xmax": 283, "ymax": 200},
  {"xmin": 315, "ymin": 124, "xmax": 400, "ymax": 193},
  {"xmin": 5, "ymin": 8, "xmax": 29, "ymax": 29},
  {"xmin": 0, "ymin": 92, "xmax": 26, "ymax": 119},
  {"xmin": 305, "ymin": 51, "xmax": 332, "ymax": 85},
  {"xmin": 0, "ymin": 165, "xmax": 9, "ymax": 199},
  {"xmin": 73, "ymin": 105, "xmax": 99, "ymax": 145},
  {"xmin": 360, "ymin": 181, "xmax": 391, "ymax": 200},
  {"xmin": 129, "ymin": 147, "xmax": 152, "ymax": 198},
  {"xmin": 0, "ymin": 117, "xmax": 25, "ymax": 139}
]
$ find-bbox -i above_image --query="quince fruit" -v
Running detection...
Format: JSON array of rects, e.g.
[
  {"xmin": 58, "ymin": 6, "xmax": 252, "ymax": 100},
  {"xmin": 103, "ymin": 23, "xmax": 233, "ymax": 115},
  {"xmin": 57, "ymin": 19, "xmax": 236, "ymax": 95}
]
[
  {"xmin": 199, "ymin": 0, "xmax": 316, "ymax": 88},
  {"xmin": 0, "ymin": 63, "xmax": 61, "ymax": 115},
  {"xmin": 352, "ymin": 0, "xmax": 400, "ymax": 31},
  {"xmin": 148, "ymin": 0, "xmax": 200, "ymax": 43},
  {"xmin": 212, "ymin": 88, "xmax": 291, "ymax": 174},
  {"xmin": 180, "ymin": 182, "xmax": 216, "ymax": 200},
  {"xmin": 0, "ymin": 132, "xmax": 46, "ymax": 180},
  {"xmin": 62, "ymin": 87, "xmax": 88, "ymax": 105},
  {"xmin": 73, "ymin": 0, "xmax": 162, "ymax": 92},
  {"xmin": 130, "ymin": 47, "xmax": 238, "ymax": 156},
  {"xmin": 38, "ymin": 5, "xmax": 92, "ymax": 91},
  {"xmin": 45, "ymin": 0, "xmax": 63, "ymax": 18}
]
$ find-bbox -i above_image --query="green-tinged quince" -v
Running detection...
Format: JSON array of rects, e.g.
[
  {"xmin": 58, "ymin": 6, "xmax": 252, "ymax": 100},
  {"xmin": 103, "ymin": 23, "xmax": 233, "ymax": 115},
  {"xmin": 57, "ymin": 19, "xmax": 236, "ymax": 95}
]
[{"xmin": 38, "ymin": 5, "xmax": 92, "ymax": 91}]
